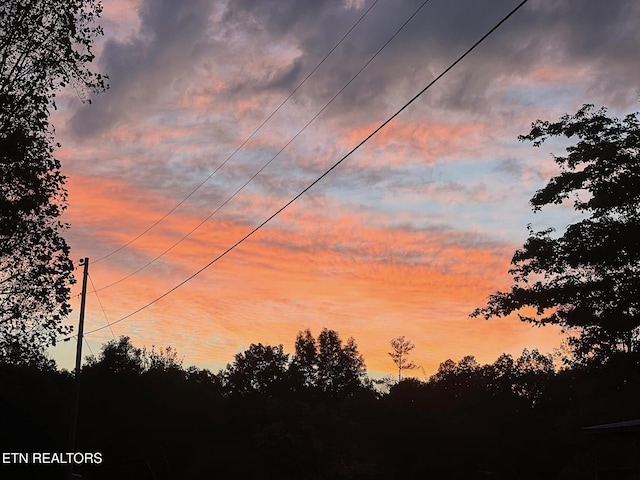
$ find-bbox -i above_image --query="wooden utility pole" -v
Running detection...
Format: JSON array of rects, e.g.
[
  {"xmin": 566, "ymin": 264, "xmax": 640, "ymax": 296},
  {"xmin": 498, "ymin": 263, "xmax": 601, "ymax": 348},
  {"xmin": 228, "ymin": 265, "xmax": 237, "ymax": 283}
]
[{"xmin": 67, "ymin": 257, "xmax": 89, "ymax": 480}]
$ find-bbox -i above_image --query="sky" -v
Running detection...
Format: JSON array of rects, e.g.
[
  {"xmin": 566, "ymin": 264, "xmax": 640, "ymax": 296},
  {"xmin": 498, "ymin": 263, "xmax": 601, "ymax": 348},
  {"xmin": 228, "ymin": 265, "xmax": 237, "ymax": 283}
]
[{"xmin": 48, "ymin": 0, "xmax": 640, "ymax": 377}]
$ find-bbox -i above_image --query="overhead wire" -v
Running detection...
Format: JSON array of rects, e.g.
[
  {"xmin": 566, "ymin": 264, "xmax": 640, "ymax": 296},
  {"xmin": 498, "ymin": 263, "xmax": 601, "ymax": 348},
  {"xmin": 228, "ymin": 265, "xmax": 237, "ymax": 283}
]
[
  {"xmin": 93, "ymin": 0, "xmax": 382, "ymax": 265},
  {"xmin": 89, "ymin": 0, "xmax": 434, "ymax": 295},
  {"xmin": 74, "ymin": 0, "xmax": 530, "ymax": 338},
  {"xmin": 83, "ymin": 336, "xmax": 95, "ymax": 357},
  {"xmin": 88, "ymin": 272, "xmax": 117, "ymax": 341}
]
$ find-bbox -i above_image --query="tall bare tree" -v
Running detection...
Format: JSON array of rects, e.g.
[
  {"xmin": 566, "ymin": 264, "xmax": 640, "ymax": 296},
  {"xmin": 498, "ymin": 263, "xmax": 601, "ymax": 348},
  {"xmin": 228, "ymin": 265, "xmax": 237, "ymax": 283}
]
[{"xmin": 388, "ymin": 336, "xmax": 419, "ymax": 381}]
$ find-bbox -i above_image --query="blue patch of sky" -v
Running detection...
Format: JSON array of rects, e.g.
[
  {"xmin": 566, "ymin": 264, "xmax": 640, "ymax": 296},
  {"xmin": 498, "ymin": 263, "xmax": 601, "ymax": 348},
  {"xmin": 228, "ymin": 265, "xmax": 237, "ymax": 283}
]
[
  {"xmin": 318, "ymin": 152, "xmax": 585, "ymax": 245},
  {"xmin": 499, "ymin": 83, "xmax": 586, "ymax": 111}
]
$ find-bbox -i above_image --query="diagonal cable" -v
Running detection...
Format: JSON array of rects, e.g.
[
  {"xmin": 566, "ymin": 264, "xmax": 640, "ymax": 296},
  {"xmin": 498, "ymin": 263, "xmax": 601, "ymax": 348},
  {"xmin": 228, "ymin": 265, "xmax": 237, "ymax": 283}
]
[
  {"xmin": 88, "ymin": 272, "xmax": 117, "ymax": 341},
  {"xmin": 93, "ymin": 0, "xmax": 382, "ymax": 264},
  {"xmin": 90, "ymin": 0, "xmax": 433, "ymax": 294},
  {"xmin": 74, "ymin": 0, "xmax": 530, "ymax": 337}
]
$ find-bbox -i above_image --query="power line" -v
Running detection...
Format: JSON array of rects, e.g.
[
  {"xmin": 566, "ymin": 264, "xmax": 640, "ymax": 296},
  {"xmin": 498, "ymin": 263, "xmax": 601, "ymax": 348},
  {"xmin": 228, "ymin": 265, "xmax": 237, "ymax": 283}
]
[
  {"xmin": 88, "ymin": 272, "xmax": 117, "ymax": 341},
  {"xmin": 88, "ymin": 0, "xmax": 434, "ymax": 295},
  {"xmin": 77, "ymin": 0, "xmax": 530, "ymax": 338},
  {"xmin": 83, "ymin": 336, "xmax": 95, "ymax": 357},
  {"xmin": 93, "ymin": 0, "xmax": 382, "ymax": 264}
]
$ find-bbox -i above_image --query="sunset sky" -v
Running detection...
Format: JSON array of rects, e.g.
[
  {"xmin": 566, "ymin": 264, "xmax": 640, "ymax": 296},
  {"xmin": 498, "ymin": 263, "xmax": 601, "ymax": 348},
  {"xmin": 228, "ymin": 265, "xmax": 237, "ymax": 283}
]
[{"xmin": 49, "ymin": 0, "xmax": 640, "ymax": 377}]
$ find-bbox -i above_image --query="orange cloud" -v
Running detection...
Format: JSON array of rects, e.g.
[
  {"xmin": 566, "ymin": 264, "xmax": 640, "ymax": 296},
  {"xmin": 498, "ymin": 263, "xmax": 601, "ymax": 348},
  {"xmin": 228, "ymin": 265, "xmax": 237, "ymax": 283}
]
[
  {"xmin": 58, "ymin": 173, "xmax": 563, "ymax": 378},
  {"xmin": 341, "ymin": 116, "xmax": 494, "ymax": 167}
]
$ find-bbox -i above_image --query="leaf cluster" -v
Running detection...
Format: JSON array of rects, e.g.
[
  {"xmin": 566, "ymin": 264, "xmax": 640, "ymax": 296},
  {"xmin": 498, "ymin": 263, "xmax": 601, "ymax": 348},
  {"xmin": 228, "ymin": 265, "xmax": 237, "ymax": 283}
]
[
  {"xmin": 84, "ymin": 336, "xmax": 185, "ymax": 376},
  {"xmin": 0, "ymin": 97, "xmax": 74, "ymax": 354},
  {"xmin": 0, "ymin": 0, "xmax": 107, "ymax": 128}
]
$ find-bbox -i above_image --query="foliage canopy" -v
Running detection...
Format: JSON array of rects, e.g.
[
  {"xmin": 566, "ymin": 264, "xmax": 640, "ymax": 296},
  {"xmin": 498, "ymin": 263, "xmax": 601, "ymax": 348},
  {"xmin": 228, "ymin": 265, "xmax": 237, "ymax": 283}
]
[
  {"xmin": 0, "ymin": 0, "xmax": 106, "ymax": 360},
  {"xmin": 291, "ymin": 328, "xmax": 367, "ymax": 396},
  {"xmin": 224, "ymin": 343, "xmax": 290, "ymax": 395},
  {"xmin": 472, "ymin": 105, "xmax": 640, "ymax": 359},
  {"xmin": 0, "ymin": 0, "xmax": 106, "ymax": 127}
]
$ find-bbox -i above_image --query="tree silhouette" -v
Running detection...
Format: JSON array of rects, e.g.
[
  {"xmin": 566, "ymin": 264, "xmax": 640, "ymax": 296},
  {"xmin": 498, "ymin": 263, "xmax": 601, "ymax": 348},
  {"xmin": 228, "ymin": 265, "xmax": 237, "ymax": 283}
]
[
  {"xmin": 512, "ymin": 348, "xmax": 554, "ymax": 402},
  {"xmin": 0, "ymin": 0, "xmax": 107, "ymax": 129},
  {"xmin": 0, "ymin": 118, "xmax": 75, "ymax": 363},
  {"xmin": 290, "ymin": 328, "xmax": 367, "ymax": 396},
  {"xmin": 472, "ymin": 105, "xmax": 640, "ymax": 361},
  {"xmin": 317, "ymin": 328, "xmax": 366, "ymax": 395},
  {"xmin": 142, "ymin": 344, "xmax": 183, "ymax": 373},
  {"xmin": 0, "ymin": 0, "xmax": 106, "ymax": 360},
  {"xmin": 84, "ymin": 336, "xmax": 144, "ymax": 376},
  {"xmin": 429, "ymin": 355, "xmax": 483, "ymax": 399},
  {"xmin": 289, "ymin": 328, "xmax": 318, "ymax": 389},
  {"xmin": 388, "ymin": 336, "xmax": 419, "ymax": 381},
  {"xmin": 223, "ymin": 343, "xmax": 289, "ymax": 396}
]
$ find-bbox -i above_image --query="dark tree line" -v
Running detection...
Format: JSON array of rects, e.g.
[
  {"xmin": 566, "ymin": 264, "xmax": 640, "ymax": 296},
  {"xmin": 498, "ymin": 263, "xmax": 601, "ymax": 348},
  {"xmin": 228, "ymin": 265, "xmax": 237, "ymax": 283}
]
[
  {"xmin": 2, "ymin": 330, "xmax": 640, "ymax": 479},
  {"xmin": 84, "ymin": 328, "xmax": 369, "ymax": 399}
]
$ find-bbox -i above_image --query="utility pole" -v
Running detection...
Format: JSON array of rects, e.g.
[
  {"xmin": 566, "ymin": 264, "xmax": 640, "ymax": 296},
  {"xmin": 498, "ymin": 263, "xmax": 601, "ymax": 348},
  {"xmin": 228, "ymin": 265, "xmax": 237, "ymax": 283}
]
[{"xmin": 67, "ymin": 257, "xmax": 89, "ymax": 480}]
